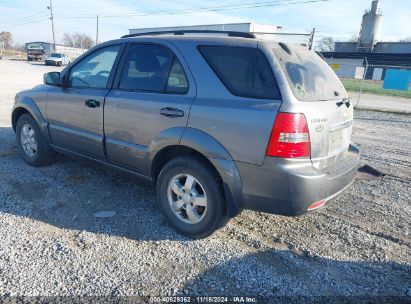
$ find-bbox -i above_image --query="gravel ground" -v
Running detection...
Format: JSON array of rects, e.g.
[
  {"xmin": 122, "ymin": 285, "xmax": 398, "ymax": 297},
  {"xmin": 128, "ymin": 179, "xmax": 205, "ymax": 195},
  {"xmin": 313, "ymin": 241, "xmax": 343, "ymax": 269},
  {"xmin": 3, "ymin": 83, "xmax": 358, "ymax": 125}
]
[{"xmin": 0, "ymin": 59, "xmax": 410, "ymax": 302}]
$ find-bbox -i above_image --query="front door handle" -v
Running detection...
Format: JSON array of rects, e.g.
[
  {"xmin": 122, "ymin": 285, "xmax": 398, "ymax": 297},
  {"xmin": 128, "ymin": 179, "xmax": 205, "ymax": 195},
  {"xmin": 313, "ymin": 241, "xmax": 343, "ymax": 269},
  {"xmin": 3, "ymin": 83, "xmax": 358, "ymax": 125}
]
[
  {"xmin": 85, "ymin": 99, "xmax": 100, "ymax": 108},
  {"xmin": 160, "ymin": 107, "xmax": 184, "ymax": 118}
]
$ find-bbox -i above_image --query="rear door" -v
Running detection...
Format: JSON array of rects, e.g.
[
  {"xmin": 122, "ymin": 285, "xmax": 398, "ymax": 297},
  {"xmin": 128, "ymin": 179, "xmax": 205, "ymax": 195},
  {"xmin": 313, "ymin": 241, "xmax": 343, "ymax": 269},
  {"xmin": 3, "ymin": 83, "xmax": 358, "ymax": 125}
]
[
  {"xmin": 104, "ymin": 42, "xmax": 195, "ymax": 174},
  {"xmin": 272, "ymin": 44, "xmax": 353, "ymax": 169}
]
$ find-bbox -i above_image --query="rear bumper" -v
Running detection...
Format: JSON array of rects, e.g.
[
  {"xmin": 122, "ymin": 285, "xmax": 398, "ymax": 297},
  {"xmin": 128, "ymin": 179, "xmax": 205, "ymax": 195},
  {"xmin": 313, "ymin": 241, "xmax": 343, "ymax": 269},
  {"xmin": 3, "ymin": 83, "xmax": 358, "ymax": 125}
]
[{"xmin": 237, "ymin": 144, "xmax": 360, "ymax": 216}]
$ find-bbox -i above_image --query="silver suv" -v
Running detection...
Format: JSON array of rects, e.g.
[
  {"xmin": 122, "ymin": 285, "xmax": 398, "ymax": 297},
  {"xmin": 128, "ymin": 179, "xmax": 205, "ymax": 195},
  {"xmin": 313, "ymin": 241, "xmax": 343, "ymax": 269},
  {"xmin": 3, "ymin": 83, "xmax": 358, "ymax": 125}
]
[{"xmin": 12, "ymin": 31, "xmax": 360, "ymax": 238}]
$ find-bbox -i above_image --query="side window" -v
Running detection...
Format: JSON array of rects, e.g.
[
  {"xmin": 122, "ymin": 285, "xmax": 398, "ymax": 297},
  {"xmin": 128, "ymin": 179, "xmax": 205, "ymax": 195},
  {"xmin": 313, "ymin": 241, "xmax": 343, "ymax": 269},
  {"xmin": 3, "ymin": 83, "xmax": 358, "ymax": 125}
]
[
  {"xmin": 119, "ymin": 44, "xmax": 188, "ymax": 94},
  {"xmin": 166, "ymin": 58, "xmax": 189, "ymax": 94},
  {"xmin": 198, "ymin": 45, "xmax": 280, "ymax": 99},
  {"xmin": 68, "ymin": 45, "xmax": 120, "ymax": 89}
]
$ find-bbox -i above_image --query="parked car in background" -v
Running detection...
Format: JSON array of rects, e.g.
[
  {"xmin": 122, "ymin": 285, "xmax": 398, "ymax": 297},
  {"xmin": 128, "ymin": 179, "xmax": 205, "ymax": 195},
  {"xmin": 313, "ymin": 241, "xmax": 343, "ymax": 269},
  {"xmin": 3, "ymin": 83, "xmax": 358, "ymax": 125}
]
[
  {"xmin": 45, "ymin": 53, "xmax": 70, "ymax": 66},
  {"xmin": 11, "ymin": 31, "xmax": 360, "ymax": 238}
]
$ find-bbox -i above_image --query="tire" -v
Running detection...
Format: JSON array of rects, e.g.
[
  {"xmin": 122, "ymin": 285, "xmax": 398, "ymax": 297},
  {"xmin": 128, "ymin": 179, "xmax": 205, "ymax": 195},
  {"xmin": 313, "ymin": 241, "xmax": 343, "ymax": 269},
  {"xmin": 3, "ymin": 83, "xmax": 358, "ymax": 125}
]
[
  {"xmin": 156, "ymin": 156, "xmax": 227, "ymax": 238},
  {"xmin": 16, "ymin": 114, "xmax": 55, "ymax": 166}
]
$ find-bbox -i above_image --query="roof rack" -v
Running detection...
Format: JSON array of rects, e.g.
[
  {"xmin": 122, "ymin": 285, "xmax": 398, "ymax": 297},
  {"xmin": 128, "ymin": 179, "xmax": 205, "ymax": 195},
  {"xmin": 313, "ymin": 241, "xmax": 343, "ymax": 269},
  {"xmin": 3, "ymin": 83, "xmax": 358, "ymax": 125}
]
[{"xmin": 121, "ymin": 30, "xmax": 256, "ymax": 39}]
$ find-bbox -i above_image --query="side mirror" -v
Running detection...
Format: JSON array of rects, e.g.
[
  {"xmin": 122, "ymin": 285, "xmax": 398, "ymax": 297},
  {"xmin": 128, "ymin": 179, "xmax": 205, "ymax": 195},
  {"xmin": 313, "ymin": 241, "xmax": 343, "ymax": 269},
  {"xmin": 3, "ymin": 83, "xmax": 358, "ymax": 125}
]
[{"xmin": 43, "ymin": 72, "xmax": 61, "ymax": 86}]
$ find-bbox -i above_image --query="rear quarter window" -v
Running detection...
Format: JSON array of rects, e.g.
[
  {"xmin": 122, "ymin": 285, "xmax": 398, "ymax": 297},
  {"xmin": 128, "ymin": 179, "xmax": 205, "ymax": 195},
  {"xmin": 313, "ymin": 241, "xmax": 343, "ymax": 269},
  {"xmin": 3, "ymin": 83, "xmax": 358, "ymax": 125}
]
[{"xmin": 198, "ymin": 45, "xmax": 281, "ymax": 100}]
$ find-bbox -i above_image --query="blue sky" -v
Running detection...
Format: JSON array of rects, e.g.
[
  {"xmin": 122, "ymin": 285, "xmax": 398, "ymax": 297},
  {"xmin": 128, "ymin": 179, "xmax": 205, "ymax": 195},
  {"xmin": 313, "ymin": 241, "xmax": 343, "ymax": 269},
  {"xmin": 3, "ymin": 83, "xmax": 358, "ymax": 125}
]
[{"xmin": 1, "ymin": 0, "xmax": 410, "ymax": 49}]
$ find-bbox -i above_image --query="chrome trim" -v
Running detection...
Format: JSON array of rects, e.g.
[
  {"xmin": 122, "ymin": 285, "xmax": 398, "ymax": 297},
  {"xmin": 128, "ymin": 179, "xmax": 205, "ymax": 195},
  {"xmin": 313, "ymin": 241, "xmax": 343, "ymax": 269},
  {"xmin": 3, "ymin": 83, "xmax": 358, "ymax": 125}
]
[{"xmin": 329, "ymin": 120, "xmax": 353, "ymax": 132}]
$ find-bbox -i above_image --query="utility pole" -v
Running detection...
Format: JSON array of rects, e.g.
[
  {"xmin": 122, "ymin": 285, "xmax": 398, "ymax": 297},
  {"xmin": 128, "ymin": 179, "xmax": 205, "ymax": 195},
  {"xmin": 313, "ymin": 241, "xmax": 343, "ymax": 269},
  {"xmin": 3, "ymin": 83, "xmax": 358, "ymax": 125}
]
[
  {"xmin": 96, "ymin": 15, "xmax": 99, "ymax": 46},
  {"xmin": 308, "ymin": 27, "xmax": 316, "ymax": 50},
  {"xmin": 48, "ymin": 0, "xmax": 57, "ymax": 52}
]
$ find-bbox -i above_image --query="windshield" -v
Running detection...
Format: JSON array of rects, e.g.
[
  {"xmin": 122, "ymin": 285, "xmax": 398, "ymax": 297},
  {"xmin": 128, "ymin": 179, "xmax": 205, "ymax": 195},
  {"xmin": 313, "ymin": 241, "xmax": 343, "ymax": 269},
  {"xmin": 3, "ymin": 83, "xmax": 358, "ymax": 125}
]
[
  {"xmin": 28, "ymin": 44, "xmax": 43, "ymax": 50},
  {"xmin": 50, "ymin": 53, "xmax": 62, "ymax": 58},
  {"xmin": 273, "ymin": 44, "xmax": 347, "ymax": 102}
]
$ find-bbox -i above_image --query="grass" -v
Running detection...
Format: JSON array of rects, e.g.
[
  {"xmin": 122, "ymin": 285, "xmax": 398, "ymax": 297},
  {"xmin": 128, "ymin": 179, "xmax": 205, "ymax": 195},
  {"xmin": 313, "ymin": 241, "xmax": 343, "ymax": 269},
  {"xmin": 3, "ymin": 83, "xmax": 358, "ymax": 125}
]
[{"xmin": 341, "ymin": 78, "xmax": 411, "ymax": 99}]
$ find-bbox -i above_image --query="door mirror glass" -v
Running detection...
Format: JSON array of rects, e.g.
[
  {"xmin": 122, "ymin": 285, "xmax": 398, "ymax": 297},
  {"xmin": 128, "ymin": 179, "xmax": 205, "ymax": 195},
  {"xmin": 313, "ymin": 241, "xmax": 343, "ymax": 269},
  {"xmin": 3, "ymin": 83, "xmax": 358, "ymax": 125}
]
[{"xmin": 43, "ymin": 72, "xmax": 61, "ymax": 86}]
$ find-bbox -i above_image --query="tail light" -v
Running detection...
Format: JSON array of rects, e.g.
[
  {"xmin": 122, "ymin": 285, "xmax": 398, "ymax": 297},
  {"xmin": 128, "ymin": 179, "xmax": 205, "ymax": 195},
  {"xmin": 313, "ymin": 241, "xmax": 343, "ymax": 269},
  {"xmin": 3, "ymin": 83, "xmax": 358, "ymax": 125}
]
[{"xmin": 266, "ymin": 113, "xmax": 310, "ymax": 158}]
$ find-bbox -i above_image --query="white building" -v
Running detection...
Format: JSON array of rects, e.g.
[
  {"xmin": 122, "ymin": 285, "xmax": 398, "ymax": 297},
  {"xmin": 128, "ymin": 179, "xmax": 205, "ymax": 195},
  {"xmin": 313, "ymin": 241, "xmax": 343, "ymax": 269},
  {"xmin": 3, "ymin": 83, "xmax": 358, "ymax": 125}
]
[{"xmin": 128, "ymin": 23, "xmax": 282, "ymax": 40}]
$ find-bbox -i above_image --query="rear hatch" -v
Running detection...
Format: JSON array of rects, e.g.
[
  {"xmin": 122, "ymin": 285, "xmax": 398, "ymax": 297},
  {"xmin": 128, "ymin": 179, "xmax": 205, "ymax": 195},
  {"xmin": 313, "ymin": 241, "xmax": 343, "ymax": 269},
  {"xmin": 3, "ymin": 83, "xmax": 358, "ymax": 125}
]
[{"xmin": 273, "ymin": 44, "xmax": 353, "ymax": 169}]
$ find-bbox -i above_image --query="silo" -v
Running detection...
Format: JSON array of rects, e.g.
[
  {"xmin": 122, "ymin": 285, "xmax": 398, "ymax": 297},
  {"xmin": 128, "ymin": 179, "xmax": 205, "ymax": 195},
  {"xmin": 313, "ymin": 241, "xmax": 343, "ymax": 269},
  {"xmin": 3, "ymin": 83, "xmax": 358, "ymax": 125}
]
[{"xmin": 358, "ymin": 0, "xmax": 383, "ymax": 52}]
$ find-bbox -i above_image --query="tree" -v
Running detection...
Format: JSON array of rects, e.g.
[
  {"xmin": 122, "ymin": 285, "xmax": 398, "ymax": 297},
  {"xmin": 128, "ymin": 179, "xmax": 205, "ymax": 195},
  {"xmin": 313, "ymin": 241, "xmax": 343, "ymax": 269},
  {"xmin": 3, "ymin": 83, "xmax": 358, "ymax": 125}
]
[
  {"xmin": 0, "ymin": 31, "xmax": 13, "ymax": 49},
  {"xmin": 62, "ymin": 32, "xmax": 94, "ymax": 49},
  {"xmin": 399, "ymin": 36, "xmax": 411, "ymax": 42},
  {"xmin": 62, "ymin": 32, "xmax": 74, "ymax": 47},
  {"xmin": 318, "ymin": 37, "xmax": 335, "ymax": 52},
  {"xmin": 13, "ymin": 43, "xmax": 26, "ymax": 52}
]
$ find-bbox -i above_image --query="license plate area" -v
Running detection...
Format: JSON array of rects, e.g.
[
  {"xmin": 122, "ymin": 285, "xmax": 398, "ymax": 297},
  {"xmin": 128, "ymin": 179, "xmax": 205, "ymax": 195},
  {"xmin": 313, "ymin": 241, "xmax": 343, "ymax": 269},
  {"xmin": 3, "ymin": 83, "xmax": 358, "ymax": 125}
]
[{"xmin": 329, "ymin": 129, "xmax": 344, "ymax": 153}]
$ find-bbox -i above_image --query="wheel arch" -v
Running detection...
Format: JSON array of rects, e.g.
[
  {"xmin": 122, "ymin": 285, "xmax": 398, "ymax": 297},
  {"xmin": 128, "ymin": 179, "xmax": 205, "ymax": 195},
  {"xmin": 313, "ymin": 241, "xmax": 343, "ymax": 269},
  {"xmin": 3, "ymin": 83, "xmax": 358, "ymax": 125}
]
[
  {"xmin": 150, "ymin": 127, "xmax": 244, "ymax": 217},
  {"xmin": 12, "ymin": 96, "xmax": 49, "ymax": 139},
  {"xmin": 12, "ymin": 107, "xmax": 30, "ymax": 131}
]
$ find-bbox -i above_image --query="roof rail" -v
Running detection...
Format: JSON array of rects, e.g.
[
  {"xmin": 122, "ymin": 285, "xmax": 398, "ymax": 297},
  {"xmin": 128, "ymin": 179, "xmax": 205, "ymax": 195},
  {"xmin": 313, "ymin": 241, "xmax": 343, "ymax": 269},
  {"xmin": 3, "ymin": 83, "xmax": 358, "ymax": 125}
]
[{"xmin": 121, "ymin": 30, "xmax": 256, "ymax": 39}]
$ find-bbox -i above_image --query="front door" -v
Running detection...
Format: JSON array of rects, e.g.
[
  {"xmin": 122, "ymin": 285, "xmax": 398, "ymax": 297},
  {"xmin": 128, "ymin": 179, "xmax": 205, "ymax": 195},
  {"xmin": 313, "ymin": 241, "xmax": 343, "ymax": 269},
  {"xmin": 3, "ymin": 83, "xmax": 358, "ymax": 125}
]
[
  {"xmin": 47, "ymin": 44, "xmax": 122, "ymax": 160},
  {"xmin": 104, "ymin": 42, "xmax": 196, "ymax": 174}
]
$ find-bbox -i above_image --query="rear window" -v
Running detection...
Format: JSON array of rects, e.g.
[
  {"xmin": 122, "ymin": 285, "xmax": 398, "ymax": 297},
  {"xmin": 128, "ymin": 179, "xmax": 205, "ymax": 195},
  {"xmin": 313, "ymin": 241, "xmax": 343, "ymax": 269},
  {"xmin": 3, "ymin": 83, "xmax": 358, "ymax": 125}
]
[
  {"xmin": 198, "ymin": 45, "xmax": 281, "ymax": 100},
  {"xmin": 273, "ymin": 44, "xmax": 347, "ymax": 102}
]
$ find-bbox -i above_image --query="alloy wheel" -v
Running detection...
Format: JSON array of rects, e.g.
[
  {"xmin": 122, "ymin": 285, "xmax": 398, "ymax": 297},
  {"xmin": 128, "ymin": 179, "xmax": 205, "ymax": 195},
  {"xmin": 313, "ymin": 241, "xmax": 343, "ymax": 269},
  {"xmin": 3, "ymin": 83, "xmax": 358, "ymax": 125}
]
[
  {"xmin": 167, "ymin": 173, "xmax": 208, "ymax": 224},
  {"xmin": 20, "ymin": 124, "xmax": 38, "ymax": 157}
]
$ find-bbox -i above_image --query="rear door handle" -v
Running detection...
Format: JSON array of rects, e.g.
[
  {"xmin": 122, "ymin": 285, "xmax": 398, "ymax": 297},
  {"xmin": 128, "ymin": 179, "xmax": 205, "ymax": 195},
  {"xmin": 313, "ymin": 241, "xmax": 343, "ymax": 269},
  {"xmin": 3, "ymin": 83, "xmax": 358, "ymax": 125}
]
[
  {"xmin": 85, "ymin": 99, "xmax": 100, "ymax": 108},
  {"xmin": 160, "ymin": 107, "xmax": 184, "ymax": 118}
]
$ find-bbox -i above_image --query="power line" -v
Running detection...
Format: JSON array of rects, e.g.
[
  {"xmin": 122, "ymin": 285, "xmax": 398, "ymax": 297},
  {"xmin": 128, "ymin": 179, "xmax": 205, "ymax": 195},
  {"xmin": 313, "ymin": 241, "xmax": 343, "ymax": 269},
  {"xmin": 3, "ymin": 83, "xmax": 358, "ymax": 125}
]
[
  {"xmin": 0, "ymin": 11, "xmax": 49, "ymax": 26},
  {"xmin": 1, "ymin": 19, "xmax": 48, "ymax": 28},
  {"xmin": 54, "ymin": 0, "xmax": 300, "ymax": 17},
  {"xmin": 54, "ymin": 0, "xmax": 146, "ymax": 10},
  {"xmin": 16, "ymin": 11, "xmax": 49, "ymax": 20},
  {"xmin": 1, "ymin": 0, "xmax": 331, "ymax": 28},
  {"xmin": 54, "ymin": 0, "xmax": 331, "ymax": 19}
]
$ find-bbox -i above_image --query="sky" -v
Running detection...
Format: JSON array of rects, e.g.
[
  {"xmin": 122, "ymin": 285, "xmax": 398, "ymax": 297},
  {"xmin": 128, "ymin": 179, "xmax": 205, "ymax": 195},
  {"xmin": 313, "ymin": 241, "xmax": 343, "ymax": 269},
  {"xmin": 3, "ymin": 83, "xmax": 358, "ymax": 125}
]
[{"xmin": 0, "ymin": 0, "xmax": 410, "ymax": 50}]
